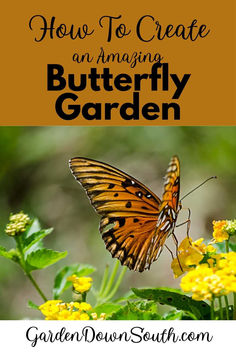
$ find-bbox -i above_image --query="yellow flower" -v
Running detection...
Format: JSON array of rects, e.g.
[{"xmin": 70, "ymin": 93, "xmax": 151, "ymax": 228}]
[
  {"xmin": 206, "ymin": 244, "xmax": 216, "ymax": 253},
  {"xmin": 181, "ymin": 264, "xmax": 227, "ymax": 301},
  {"xmin": 180, "ymin": 252, "xmax": 236, "ymax": 301},
  {"xmin": 80, "ymin": 313, "xmax": 90, "ymax": 320},
  {"xmin": 192, "ymin": 238, "xmax": 207, "ymax": 253},
  {"xmin": 99, "ymin": 313, "xmax": 106, "ymax": 320},
  {"xmin": 39, "ymin": 300, "xmax": 64, "ymax": 319},
  {"xmin": 67, "ymin": 275, "xmax": 92, "ymax": 293},
  {"xmin": 56, "ymin": 309, "xmax": 73, "ymax": 320},
  {"xmin": 39, "ymin": 300, "xmax": 99, "ymax": 320},
  {"xmin": 91, "ymin": 312, "xmax": 98, "ymax": 320},
  {"xmin": 214, "ymin": 252, "xmax": 236, "ymax": 292},
  {"xmin": 91, "ymin": 312, "xmax": 106, "ymax": 320},
  {"xmin": 5, "ymin": 212, "xmax": 31, "ymax": 236},
  {"xmin": 171, "ymin": 237, "xmax": 215, "ymax": 278},
  {"xmin": 70, "ymin": 312, "xmax": 82, "ymax": 320},
  {"xmin": 77, "ymin": 302, "xmax": 92, "ymax": 311},
  {"xmin": 212, "ymin": 220, "xmax": 229, "ymax": 242}
]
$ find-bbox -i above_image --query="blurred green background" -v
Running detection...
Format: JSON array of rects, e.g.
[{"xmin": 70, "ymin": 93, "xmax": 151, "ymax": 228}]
[{"xmin": 0, "ymin": 126, "xmax": 235, "ymax": 319}]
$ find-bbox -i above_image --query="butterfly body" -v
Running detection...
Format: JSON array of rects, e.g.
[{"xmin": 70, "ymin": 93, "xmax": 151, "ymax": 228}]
[{"xmin": 69, "ymin": 156, "xmax": 181, "ymax": 272}]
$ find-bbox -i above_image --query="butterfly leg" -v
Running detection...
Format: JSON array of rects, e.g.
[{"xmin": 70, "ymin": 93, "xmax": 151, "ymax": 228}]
[
  {"xmin": 186, "ymin": 208, "xmax": 191, "ymax": 242},
  {"xmin": 176, "ymin": 208, "xmax": 192, "ymax": 244},
  {"xmin": 164, "ymin": 244, "xmax": 174, "ymax": 260},
  {"xmin": 171, "ymin": 232, "xmax": 183, "ymax": 272}
]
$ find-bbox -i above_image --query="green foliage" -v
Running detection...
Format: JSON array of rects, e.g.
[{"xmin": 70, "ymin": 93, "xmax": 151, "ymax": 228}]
[
  {"xmin": 28, "ymin": 300, "xmax": 39, "ymax": 310},
  {"xmin": 162, "ymin": 309, "xmax": 197, "ymax": 320},
  {"xmin": 0, "ymin": 246, "xmax": 20, "ymax": 263},
  {"xmin": 23, "ymin": 219, "xmax": 46, "ymax": 254},
  {"xmin": 107, "ymin": 301, "xmax": 161, "ymax": 320},
  {"xmin": 132, "ymin": 287, "xmax": 211, "ymax": 320},
  {"xmin": 113, "ymin": 291, "xmax": 138, "ymax": 303},
  {"xmin": 0, "ymin": 218, "xmax": 67, "ymax": 274},
  {"xmin": 0, "ymin": 214, "xmax": 68, "ymax": 303},
  {"xmin": 229, "ymin": 242, "xmax": 236, "ymax": 252},
  {"xmin": 53, "ymin": 263, "xmax": 96, "ymax": 299},
  {"xmin": 92, "ymin": 303, "xmax": 121, "ymax": 317},
  {"xmin": 216, "ymin": 242, "xmax": 226, "ymax": 252},
  {"xmin": 23, "ymin": 228, "xmax": 53, "ymax": 252},
  {"xmin": 26, "ymin": 249, "xmax": 67, "ymax": 271},
  {"xmin": 1, "ymin": 210, "xmax": 235, "ymax": 321}
]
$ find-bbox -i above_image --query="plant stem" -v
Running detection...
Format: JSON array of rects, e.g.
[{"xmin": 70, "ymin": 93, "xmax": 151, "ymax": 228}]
[
  {"xmin": 82, "ymin": 292, "xmax": 87, "ymax": 302},
  {"xmin": 225, "ymin": 239, "xmax": 229, "ymax": 253},
  {"xmin": 26, "ymin": 272, "xmax": 48, "ymax": 302},
  {"xmin": 218, "ymin": 297, "xmax": 223, "ymax": 320},
  {"xmin": 224, "ymin": 295, "xmax": 230, "ymax": 320},
  {"xmin": 15, "ymin": 236, "xmax": 48, "ymax": 302},
  {"xmin": 15, "ymin": 236, "xmax": 26, "ymax": 269},
  {"xmin": 102, "ymin": 260, "xmax": 120, "ymax": 298},
  {"xmin": 105, "ymin": 266, "xmax": 127, "ymax": 302},
  {"xmin": 98, "ymin": 264, "xmax": 109, "ymax": 297},
  {"xmin": 234, "ymin": 293, "xmax": 236, "ymax": 320},
  {"xmin": 211, "ymin": 297, "xmax": 215, "ymax": 320}
]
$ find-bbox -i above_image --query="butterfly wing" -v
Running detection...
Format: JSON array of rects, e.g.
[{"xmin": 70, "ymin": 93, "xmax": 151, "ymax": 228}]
[
  {"xmin": 146, "ymin": 155, "xmax": 181, "ymax": 266},
  {"xmin": 69, "ymin": 157, "xmax": 162, "ymax": 271},
  {"xmin": 161, "ymin": 155, "xmax": 180, "ymax": 213}
]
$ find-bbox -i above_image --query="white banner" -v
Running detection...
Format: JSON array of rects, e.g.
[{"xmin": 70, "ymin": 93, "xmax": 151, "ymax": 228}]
[{"xmin": 0, "ymin": 320, "xmax": 234, "ymax": 353}]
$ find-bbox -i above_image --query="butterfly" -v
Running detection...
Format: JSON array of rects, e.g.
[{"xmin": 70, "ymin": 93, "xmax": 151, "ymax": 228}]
[{"xmin": 69, "ymin": 156, "xmax": 182, "ymax": 272}]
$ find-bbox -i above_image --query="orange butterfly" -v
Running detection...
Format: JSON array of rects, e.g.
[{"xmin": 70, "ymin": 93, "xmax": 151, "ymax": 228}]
[{"xmin": 69, "ymin": 156, "xmax": 182, "ymax": 272}]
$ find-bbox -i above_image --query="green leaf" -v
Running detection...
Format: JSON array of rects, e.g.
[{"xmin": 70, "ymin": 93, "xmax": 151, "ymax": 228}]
[
  {"xmin": 28, "ymin": 300, "xmax": 39, "ymax": 310},
  {"xmin": 26, "ymin": 249, "xmax": 67, "ymax": 270},
  {"xmin": 163, "ymin": 309, "xmax": 197, "ymax": 320},
  {"xmin": 53, "ymin": 263, "xmax": 96, "ymax": 299},
  {"xmin": 23, "ymin": 228, "xmax": 53, "ymax": 252},
  {"xmin": 106, "ymin": 301, "xmax": 161, "ymax": 320},
  {"xmin": 25, "ymin": 219, "xmax": 41, "ymax": 236},
  {"xmin": 114, "ymin": 291, "xmax": 139, "ymax": 303},
  {"xmin": 92, "ymin": 303, "xmax": 121, "ymax": 317},
  {"xmin": 24, "ymin": 219, "xmax": 44, "ymax": 254},
  {"xmin": 132, "ymin": 287, "xmax": 211, "ymax": 320},
  {"xmin": 0, "ymin": 246, "xmax": 20, "ymax": 263},
  {"xmin": 163, "ymin": 310, "xmax": 184, "ymax": 320},
  {"xmin": 215, "ymin": 242, "xmax": 225, "ymax": 252},
  {"xmin": 229, "ymin": 242, "xmax": 236, "ymax": 252},
  {"xmin": 0, "ymin": 245, "xmax": 13, "ymax": 259}
]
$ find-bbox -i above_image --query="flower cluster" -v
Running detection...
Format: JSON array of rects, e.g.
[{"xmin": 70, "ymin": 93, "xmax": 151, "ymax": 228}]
[
  {"xmin": 212, "ymin": 219, "xmax": 236, "ymax": 242},
  {"xmin": 5, "ymin": 212, "xmax": 31, "ymax": 236},
  {"xmin": 39, "ymin": 300, "xmax": 105, "ymax": 320},
  {"xmin": 212, "ymin": 220, "xmax": 229, "ymax": 242},
  {"xmin": 172, "ymin": 219, "xmax": 236, "ymax": 302},
  {"xmin": 180, "ymin": 252, "xmax": 236, "ymax": 300},
  {"xmin": 224, "ymin": 219, "xmax": 236, "ymax": 236},
  {"xmin": 67, "ymin": 275, "xmax": 92, "ymax": 293}
]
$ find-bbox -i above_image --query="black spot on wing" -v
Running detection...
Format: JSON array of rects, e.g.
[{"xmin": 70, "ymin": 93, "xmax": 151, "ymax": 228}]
[
  {"xmin": 135, "ymin": 191, "xmax": 143, "ymax": 198},
  {"xmin": 121, "ymin": 178, "xmax": 135, "ymax": 188},
  {"xmin": 118, "ymin": 218, "xmax": 125, "ymax": 227}
]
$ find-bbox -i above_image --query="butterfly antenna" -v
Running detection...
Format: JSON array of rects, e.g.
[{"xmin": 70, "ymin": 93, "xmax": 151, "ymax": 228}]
[{"xmin": 180, "ymin": 176, "xmax": 217, "ymax": 202}]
